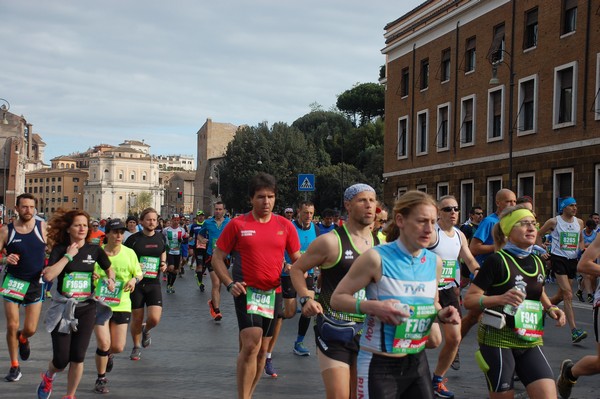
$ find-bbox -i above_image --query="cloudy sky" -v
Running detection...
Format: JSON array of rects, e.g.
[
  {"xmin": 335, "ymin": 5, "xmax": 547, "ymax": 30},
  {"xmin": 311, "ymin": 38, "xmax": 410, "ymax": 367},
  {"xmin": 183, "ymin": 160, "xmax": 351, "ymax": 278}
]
[{"xmin": 2, "ymin": 1, "xmax": 422, "ymax": 161}]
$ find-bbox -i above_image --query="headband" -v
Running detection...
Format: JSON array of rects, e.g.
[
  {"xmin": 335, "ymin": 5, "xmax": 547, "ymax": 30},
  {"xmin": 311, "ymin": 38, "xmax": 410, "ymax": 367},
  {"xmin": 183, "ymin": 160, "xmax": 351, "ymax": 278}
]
[
  {"xmin": 500, "ymin": 209, "xmax": 535, "ymax": 236},
  {"xmin": 558, "ymin": 197, "xmax": 576, "ymax": 214}
]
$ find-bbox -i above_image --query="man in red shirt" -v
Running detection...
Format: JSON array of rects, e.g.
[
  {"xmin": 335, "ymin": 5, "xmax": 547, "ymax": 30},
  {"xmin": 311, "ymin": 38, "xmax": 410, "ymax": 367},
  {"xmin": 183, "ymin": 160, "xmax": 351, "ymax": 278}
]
[{"xmin": 212, "ymin": 173, "xmax": 301, "ymax": 399}]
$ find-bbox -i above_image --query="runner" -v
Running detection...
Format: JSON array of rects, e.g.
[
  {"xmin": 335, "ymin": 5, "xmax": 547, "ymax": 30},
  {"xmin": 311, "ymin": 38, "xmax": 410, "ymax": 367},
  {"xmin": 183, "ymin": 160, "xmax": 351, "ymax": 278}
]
[
  {"xmin": 124, "ymin": 208, "xmax": 167, "ymax": 361},
  {"xmin": 163, "ymin": 215, "xmax": 187, "ymax": 293},
  {"xmin": 1, "ymin": 193, "xmax": 47, "ymax": 382},
  {"xmin": 464, "ymin": 204, "xmax": 566, "ymax": 399},
  {"xmin": 211, "ymin": 173, "xmax": 301, "ymax": 399},
  {"xmin": 92, "ymin": 219, "xmax": 143, "ymax": 394},
  {"xmin": 190, "ymin": 211, "xmax": 208, "ymax": 291},
  {"xmin": 556, "ymin": 232, "xmax": 600, "ymax": 399},
  {"xmin": 290, "ymin": 183, "xmax": 380, "ymax": 399},
  {"xmin": 198, "ymin": 202, "xmax": 230, "ymax": 321},
  {"xmin": 329, "ymin": 190, "xmax": 460, "ymax": 398},
  {"xmin": 37, "ymin": 209, "xmax": 115, "ymax": 399}
]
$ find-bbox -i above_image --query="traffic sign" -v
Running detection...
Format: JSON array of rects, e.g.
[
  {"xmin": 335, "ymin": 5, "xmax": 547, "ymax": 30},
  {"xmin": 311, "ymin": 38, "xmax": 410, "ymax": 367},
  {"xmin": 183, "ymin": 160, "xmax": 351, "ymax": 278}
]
[{"xmin": 298, "ymin": 174, "xmax": 315, "ymax": 192}]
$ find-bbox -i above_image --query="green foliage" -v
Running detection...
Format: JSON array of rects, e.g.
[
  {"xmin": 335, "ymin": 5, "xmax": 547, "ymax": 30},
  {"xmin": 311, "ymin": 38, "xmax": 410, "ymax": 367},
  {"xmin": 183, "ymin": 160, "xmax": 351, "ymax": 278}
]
[
  {"xmin": 217, "ymin": 82, "xmax": 386, "ymax": 215},
  {"xmin": 336, "ymin": 82, "xmax": 385, "ymax": 127}
]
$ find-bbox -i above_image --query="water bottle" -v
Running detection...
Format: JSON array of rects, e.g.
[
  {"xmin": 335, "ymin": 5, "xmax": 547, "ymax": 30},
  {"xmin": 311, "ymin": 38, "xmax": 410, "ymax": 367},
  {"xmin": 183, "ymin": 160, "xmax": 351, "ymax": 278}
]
[{"xmin": 503, "ymin": 284, "xmax": 527, "ymax": 316}]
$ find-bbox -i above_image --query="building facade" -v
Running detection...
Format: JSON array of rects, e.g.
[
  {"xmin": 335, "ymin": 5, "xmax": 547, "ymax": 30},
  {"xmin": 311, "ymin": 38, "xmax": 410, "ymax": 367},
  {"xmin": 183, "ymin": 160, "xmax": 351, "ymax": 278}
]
[
  {"xmin": 381, "ymin": 0, "xmax": 600, "ymax": 220},
  {"xmin": 155, "ymin": 154, "xmax": 195, "ymax": 171},
  {"xmin": 194, "ymin": 118, "xmax": 238, "ymax": 212}
]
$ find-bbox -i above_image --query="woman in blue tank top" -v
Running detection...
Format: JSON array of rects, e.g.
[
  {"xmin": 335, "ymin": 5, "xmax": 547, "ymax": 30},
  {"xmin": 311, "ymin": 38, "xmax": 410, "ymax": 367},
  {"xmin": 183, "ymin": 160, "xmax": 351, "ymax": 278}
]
[{"xmin": 331, "ymin": 191, "xmax": 460, "ymax": 398}]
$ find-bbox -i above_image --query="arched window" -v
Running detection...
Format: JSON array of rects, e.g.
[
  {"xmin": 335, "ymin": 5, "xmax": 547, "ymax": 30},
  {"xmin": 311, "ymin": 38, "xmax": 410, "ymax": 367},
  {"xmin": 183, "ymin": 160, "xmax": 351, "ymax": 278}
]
[
  {"xmin": 130, "ymin": 171, "xmax": 136, "ymax": 181},
  {"xmin": 142, "ymin": 171, "xmax": 147, "ymax": 181}
]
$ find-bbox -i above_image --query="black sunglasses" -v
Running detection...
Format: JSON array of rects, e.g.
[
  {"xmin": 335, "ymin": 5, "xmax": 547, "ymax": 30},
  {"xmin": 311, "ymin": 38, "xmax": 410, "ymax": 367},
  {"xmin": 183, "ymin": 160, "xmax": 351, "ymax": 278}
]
[{"xmin": 441, "ymin": 206, "xmax": 460, "ymax": 213}]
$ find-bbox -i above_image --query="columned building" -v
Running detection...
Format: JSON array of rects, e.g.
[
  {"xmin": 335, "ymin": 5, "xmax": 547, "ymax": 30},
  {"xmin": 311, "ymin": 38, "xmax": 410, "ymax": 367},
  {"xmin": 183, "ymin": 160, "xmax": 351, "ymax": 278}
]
[{"xmin": 382, "ymin": 0, "xmax": 600, "ymax": 220}]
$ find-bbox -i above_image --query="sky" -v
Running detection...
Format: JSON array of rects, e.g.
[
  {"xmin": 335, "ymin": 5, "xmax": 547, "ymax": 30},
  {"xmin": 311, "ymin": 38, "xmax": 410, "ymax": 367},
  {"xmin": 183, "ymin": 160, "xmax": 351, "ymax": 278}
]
[{"xmin": 2, "ymin": 0, "xmax": 423, "ymax": 162}]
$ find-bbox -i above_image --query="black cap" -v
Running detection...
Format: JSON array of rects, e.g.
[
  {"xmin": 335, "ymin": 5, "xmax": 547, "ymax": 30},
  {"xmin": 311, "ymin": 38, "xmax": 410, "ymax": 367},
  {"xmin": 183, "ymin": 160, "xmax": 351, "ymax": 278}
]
[{"xmin": 106, "ymin": 218, "xmax": 126, "ymax": 232}]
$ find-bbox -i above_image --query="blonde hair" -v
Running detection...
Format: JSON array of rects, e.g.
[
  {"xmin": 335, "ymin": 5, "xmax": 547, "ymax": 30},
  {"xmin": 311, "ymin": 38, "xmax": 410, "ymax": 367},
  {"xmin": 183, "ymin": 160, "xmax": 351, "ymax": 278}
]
[{"xmin": 385, "ymin": 190, "xmax": 437, "ymax": 242}]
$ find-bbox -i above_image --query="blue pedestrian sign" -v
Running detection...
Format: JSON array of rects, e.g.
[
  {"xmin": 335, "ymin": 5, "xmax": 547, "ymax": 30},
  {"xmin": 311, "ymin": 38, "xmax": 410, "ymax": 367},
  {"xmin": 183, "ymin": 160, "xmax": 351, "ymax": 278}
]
[{"xmin": 298, "ymin": 174, "xmax": 315, "ymax": 192}]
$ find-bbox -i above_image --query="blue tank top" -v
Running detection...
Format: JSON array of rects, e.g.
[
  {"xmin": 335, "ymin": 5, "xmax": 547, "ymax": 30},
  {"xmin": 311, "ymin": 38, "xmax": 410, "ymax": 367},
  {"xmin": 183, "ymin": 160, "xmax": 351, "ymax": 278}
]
[
  {"xmin": 5, "ymin": 220, "xmax": 46, "ymax": 281},
  {"xmin": 360, "ymin": 240, "xmax": 437, "ymax": 353}
]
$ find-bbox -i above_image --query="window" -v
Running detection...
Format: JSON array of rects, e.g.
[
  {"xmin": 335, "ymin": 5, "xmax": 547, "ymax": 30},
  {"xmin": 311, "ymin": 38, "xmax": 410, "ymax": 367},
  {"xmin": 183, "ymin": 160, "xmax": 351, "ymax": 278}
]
[
  {"xmin": 562, "ymin": 0, "xmax": 577, "ymax": 35},
  {"xmin": 465, "ymin": 37, "xmax": 476, "ymax": 73},
  {"xmin": 553, "ymin": 62, "xmax": 577, "ymax": 127},
  {"xmin": 397, "ymin": 187, "xmax": 408, "ymax": 200},
  {"xmin": 33, "ymin": 187, "xmax": 38, "ymax": 193},
  {"xmin": 460, "ymin": 95, "xmax": 475, "ymax": 146},
  {"xmin": 487, "ymin": 87, "xmax": 504, "ymax": 141},
  {"xmin": 440, "ymin": 48, "xmax": 451, "ymax": 82},
  {"xmin": 417, "ymin": 184, "xmax": 427, "ymax": 193},
  {"xmin": 73, "ymin": 177, "xmax": 79, "ymax": 182},
  {"xmin": 489, "ymin": 24, "xmax": 505, "ymax": 63},
  {"xmin": 461, "ymin": 180, "xmax": 474, "ymax": 215},
  {"xmin": 74, "ymin": 185, "xmax": 79, "ymax": 192},
  {"xmin": 51, "ymin": 177, "xmax": 55, "ymax": 182},
  {"xmin": 518, "ymin": 173, "xmax": 535, "ymax": 201},
  {"xmin": 130, "ymin": 172, "xmax": 136, "ymax": 181},
  {"xmin": 524, "ymin": 8, "xmax": 538, "ymax": 49},
  {"xmin": 400, "ymin": 67, "xmax": 409, "ymax": 97},
  {"xmin": 57, "ymin": 186, "xmax": 62, "ymax": 193},
  {"xmin": 420, "ymin": 58, "xmax": 429, "ymax": 90},
  {"xmin": 63, "ymin": 196, "xmax": 68, "ymax": 202},
  {"xmin": 487, "ymin": 177, "xmax": 503, "ymax": 214},
  {"xmin": 416, "ymin": 110, "xmax": 429, "ymax": 155},
  {"xmin": 436, "ymin": 104, "xmax": 450, "ymax": 151},
  {"xmin": 553, "ymin": 168, "xmax": 573, "ymax": 215},
  {"xmin": 397, "ymin": 116, "xmax": 409, "ymax": 159},
  {"xmin": 437, "ymin": 183, "xmax": 449, "ymax": 199},
  {"xmin": 596, "ymin": 53, "xmax": 600, "ymax": 120},
  {"xmin": 517, "ymin": 75, "xmax": 538, "ymax": 134},
  {"xmin": 142, "ymin": 172, "xmax": 147, "ymax": 181}
]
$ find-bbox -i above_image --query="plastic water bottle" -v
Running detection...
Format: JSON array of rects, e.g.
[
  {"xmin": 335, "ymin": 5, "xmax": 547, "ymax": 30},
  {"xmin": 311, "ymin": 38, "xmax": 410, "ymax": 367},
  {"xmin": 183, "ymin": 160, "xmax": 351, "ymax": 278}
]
[{"xmin": 503, "ymin": 285, "xmax": 527, "ymax": 316}]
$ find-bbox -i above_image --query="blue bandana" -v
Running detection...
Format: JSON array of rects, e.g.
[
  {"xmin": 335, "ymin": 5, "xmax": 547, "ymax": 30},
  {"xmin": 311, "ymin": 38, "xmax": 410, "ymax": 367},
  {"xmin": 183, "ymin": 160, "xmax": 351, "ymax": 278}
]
[
  {"xmin": 344, "ymin": 183, "xmax": 375, "ymax": 202},
  {"xmin": 558, "ymin": 197, "xmax": 576, "ymax": 214}
]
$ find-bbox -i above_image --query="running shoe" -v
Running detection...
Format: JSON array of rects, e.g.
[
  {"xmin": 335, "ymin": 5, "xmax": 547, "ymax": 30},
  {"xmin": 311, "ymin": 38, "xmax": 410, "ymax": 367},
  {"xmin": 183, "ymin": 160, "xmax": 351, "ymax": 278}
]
[
  {"xmin": 557, "ymin": 359, "xmax": 575, "ymax": 399},
  {"xmin": 208, "ymin": 300, "xmax": 222, "ymax": 321},
  {"xmin": 264, "ymin": 358, "xmax": 278, "ymax": 378},
  {"xmin": 37, "ymin": 372, "xmax": 53, "ymax": 398},
  {"xmin": 166, "ymin": 285, "xmax": 173, "ymax": 294},
  {"xmin": 575, "ymin": 290, "xmax": 584, "ymax": 302},
  {"xmin": 106, "ymin": 353, "xmax": 114, "ymax": 373},
  {"xmin": 450, "ymin": 351, "xmax": 460, "ymax": 371},
  {"xmin": 17, "ymin": 330, "xmax": 30, "ymax": 361},
  {"xmin": 587, "ymin": 294, "xmax": 594, "ymax": 304},
  {"xmin": 293, "ymin": 341, "xmax": 310, "ymax": 356},
  {"xmin": 46, "ymin": 291, "xmax": 52, "ymax": 299},
  {"xmin": 199, "ymin": 282, "xmax": 205, "ymax": 292},
  {"xmin": 94, "ymin": 377, "xmax": 109, "ymax": 394},
  {"xmin": 130, "ymin": 347, "xmax": 142, "ymax": 361},
  {"xmin": 142, "ymin": 325, "xmax": 152, "ymax": 348},
  {"xmin": 432, "ymin": 376, "xmax": 454, "ymax": 398},
  {"xmin": 5, "ymin": 366, "xmax": 22, "ymax": 382},
  {"xmin": 571, "ymin": 329, "xmax": 587, "ymax": 344}
]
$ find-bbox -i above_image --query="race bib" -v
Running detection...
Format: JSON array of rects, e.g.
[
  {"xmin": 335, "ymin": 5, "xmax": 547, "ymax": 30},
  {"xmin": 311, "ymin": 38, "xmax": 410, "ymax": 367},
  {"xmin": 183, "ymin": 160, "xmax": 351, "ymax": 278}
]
[
  {"xmin": 140, "ymin": 256, "xmax": 160, "ymax": 279},
  {"xmin": 1, "ymin": 274, "xmax": 31, "ymax": 301},
  {"xmin": 246, "ymin": 287, "xmax": 276, "ymax": 319},
  {"xmin": 94, "ymin": 280, "xmax": 123, "ymax": 307},
  {"xmin": 392, "ymin": 304, "xmax": 437, "ymax": 354},
  {"xmin": 62, "ymin": 271, "xmax": 92, "ymax": 300},
  {"xmin": 439, "ymin": 260, "xmax": 457, "ymax": 287},
  {"xmin": 559, "ymin": 232, "xmax": 578, "ymax": 251},
  {"xmin": 513, "ymin": 300, "xmax": 544, "ymax": 341}
]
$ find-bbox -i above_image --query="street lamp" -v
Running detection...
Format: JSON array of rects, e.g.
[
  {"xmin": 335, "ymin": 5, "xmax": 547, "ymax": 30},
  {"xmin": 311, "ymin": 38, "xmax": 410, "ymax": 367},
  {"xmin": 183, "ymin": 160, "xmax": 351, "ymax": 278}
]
[
  {"xmin": 327, "ymin": 131, "xmax": 345, "ymax": 211},
  {"xmin": 489, "ymin": 49, "xmax": 515, "ymax": 191},
  {"xmin": 209, "ymin": 165, "xmax": 221, "ymax": 199},
  {"xmin": 0, "ymin": 99, "xmax": 10, "ymax": 125}
]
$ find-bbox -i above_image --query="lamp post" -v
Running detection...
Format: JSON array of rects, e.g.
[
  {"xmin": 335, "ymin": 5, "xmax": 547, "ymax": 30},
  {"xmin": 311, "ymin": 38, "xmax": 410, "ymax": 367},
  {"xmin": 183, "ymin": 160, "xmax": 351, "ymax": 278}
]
[
  {"xmin": 489, "ymin": 50, "xmax": 515, "ymax": 191},
  {"xmin": 327, "ymin": 131, "xmax": 345, "ymax": 211}
]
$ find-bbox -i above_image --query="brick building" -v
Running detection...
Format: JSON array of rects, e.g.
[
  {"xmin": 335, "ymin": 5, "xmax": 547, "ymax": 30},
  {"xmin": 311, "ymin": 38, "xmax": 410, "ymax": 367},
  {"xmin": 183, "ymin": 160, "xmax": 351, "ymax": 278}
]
[{"xmin": 381, "ymin": 0, "xmax": 600, "ymax": 220}]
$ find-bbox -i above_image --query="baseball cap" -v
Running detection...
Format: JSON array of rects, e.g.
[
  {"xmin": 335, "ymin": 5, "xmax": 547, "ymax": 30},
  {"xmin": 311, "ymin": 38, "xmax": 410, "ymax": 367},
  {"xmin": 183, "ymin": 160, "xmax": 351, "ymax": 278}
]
[
  {"xmin": 106, "ymin": 218, "xmax": 126, "ymax": 232},
  {"xmin": 196, "ymin": 210, "xmax": 205, "ymax": 216}
]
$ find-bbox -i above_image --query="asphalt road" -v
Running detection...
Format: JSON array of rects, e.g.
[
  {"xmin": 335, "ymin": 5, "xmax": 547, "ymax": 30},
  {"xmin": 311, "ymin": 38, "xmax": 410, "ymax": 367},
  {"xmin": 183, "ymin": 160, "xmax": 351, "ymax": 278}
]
[{"xmin": 0, "ymin": 270, "xmax": 598, "ymax": 399}]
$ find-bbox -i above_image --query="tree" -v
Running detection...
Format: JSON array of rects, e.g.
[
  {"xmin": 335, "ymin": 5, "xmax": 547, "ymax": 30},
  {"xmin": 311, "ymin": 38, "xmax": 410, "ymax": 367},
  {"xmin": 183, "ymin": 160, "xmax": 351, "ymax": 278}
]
[{"xmin": 336, "ymin": 82, "xmax": 385, "ymax": 126}]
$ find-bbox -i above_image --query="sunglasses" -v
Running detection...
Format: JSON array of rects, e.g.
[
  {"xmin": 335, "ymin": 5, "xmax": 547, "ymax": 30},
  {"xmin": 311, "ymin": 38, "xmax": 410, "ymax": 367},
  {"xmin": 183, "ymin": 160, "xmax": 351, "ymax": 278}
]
[
  {"xmin": 441, "ymin": 206, "xmax": 460, "ymax": 213},
  {"xmin": 513, "ymin": 220, "xmax": 537, "ymax": 228},
  {"xmin": 474, "ymin": 212, "xmax": 484, "ymax": 215},
  {"xmin": 378, "ymin": 219, "xmax": 388, "ymax": 223}
]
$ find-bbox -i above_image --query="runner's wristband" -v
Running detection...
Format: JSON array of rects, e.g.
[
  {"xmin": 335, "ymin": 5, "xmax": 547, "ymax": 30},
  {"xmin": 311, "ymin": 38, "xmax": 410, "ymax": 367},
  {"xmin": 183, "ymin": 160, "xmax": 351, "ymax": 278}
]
[
  {"xmin": 355, "ymin": 299, "xmax": 363, "ymax": 315},
  {"xmin": 64, "ymin": 254, "xmax": 73, "ymax": 262},
  {"xmin": 226, "ymin": 281, "xmax": 235, "ymax": 292},
  {"xmin": 479, "ymin": 296, "xmax": 485, "ymax": 310},
  {"xmin": 545, "ymin": 305, "xmax": 560, "ymax": 312}
]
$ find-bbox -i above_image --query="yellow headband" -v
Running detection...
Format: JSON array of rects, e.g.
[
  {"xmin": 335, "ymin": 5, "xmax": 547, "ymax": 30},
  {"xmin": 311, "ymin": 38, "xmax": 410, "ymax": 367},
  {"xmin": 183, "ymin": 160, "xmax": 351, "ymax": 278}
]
[{"xmin": 500, "ymin": 209, "xmax": 535, "ymax": 236}]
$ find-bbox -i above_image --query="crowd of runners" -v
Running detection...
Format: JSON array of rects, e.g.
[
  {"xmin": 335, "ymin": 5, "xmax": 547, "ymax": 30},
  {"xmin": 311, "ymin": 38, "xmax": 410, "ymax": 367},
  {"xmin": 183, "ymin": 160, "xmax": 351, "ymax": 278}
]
[{"xmin": 1, "ymin": 173, "xmax": 600, "ymax": 399}]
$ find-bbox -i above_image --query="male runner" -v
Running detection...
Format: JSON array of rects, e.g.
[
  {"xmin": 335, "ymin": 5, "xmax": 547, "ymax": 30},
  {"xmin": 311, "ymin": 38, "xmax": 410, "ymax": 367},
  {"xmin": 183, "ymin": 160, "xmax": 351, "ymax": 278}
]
[
  {"xmin": 290, "ymin": 184, "xmax": 379, "ymax": 399},
  {"xmin": 212, "ymin": 173, "xmax": 301, "ymax": 399},
  {"xmin": 124, "ymin": 208, "xmax": 167, "ymax": 361},
  {"xmin": 163, "ymin": 216, "xmax": 187, "ymax": 293},
  {"xmin": 1, "ymin": 193, "xmax": 47, "ymax": 382},
  {"xmin": 198, "ymin": 202, "xmax": 230, "ymax": 321}
]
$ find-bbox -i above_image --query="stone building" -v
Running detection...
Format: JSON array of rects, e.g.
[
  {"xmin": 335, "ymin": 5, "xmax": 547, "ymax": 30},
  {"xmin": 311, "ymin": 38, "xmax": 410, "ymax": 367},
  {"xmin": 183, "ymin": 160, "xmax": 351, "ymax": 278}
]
[
  {"xmin": 381, "ymin": 0, "xmax": 600, "ymax": 220},
  {"xmin": 194, "ymin": 118, "xmax": 238, "ymax": 213}
]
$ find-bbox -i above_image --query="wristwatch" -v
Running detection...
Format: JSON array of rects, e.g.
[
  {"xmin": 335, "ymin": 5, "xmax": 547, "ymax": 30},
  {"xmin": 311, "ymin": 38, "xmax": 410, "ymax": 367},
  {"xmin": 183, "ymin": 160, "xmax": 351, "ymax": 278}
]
[{"xmin": 299, "ymin": 296, "xmax": 312, "ymax": 307}]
